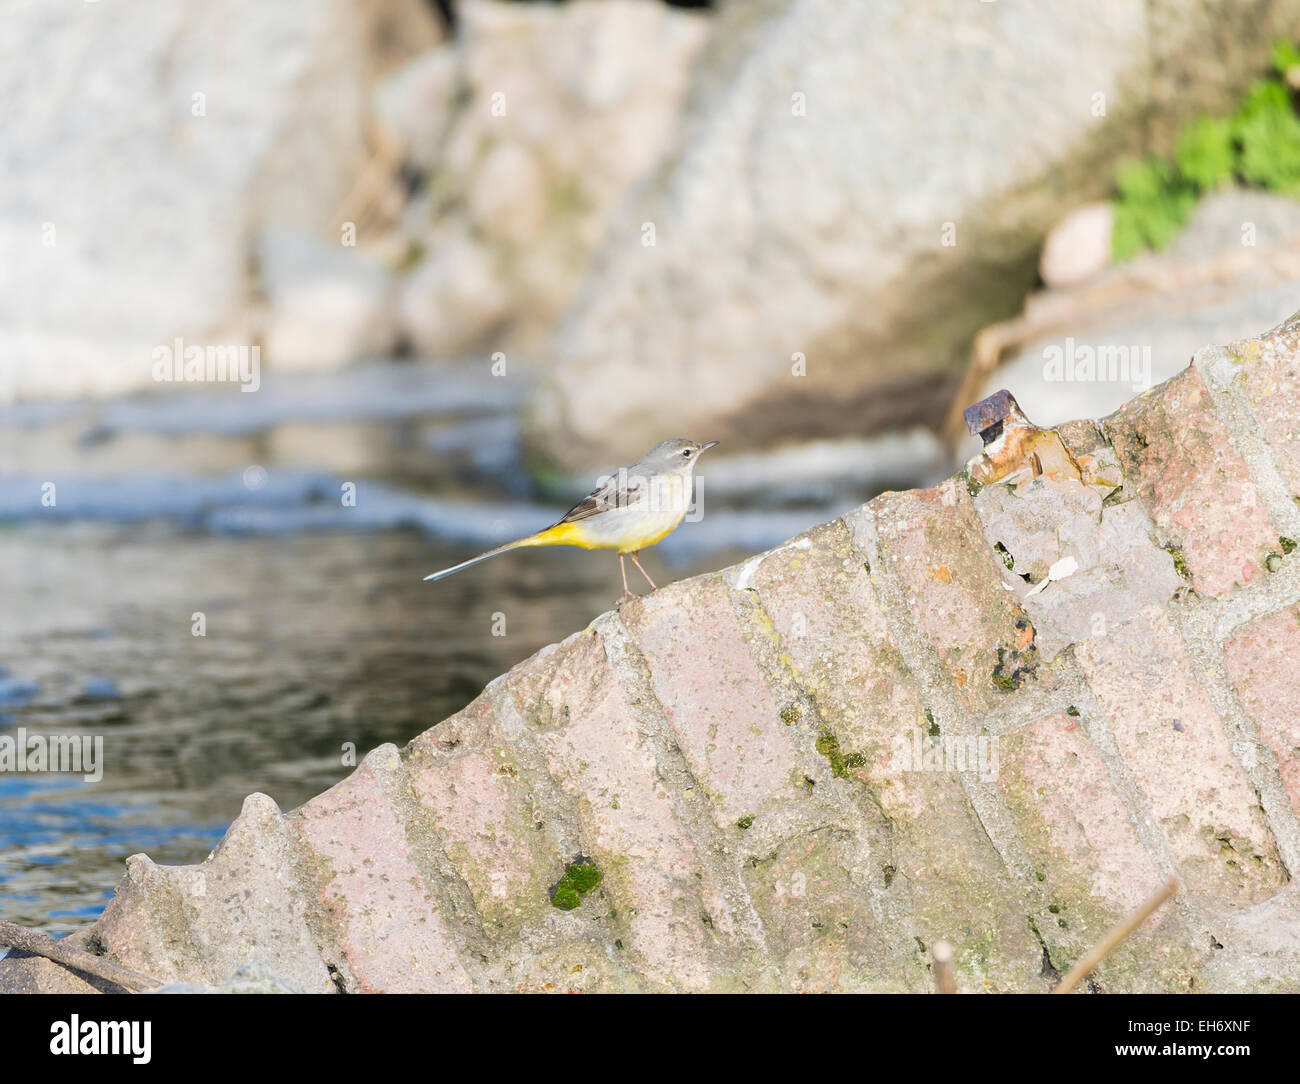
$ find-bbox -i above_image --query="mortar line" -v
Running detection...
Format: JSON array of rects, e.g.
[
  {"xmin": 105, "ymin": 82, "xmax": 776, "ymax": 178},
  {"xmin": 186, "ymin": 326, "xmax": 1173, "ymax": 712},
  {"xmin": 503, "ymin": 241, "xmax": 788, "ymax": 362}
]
[
  {"xmin": 591, "ymin": 607, "xmax": 773, "ymax": 962},
  {"xmin": 353, "ymin": 743, "xmax": 493, "ymax": 990},
  {"xmin": 721, "ymin": 561, "xmax": 927, "ymax": 973},
  {"xmin": 484, "ymin": 672, "xmax": 590, "ymax": 863},
  {"xmin": 1193, "ymin": 345, "xmax": 1300, "ymax": 540},
  {"xmin": 1054, "ymin": 680, "xmax": 1210, "ymax": 942},
  {"xmin": 841, "ymin": 505, "xmax": 1037, "ymax": 882},
  {"xmin": 1169, "ymin": 611, "xmax": 1300, "ymax": 877},
  {"xmin": 483, "ymin": 676, "xmax": 645, "ymax": 987}
]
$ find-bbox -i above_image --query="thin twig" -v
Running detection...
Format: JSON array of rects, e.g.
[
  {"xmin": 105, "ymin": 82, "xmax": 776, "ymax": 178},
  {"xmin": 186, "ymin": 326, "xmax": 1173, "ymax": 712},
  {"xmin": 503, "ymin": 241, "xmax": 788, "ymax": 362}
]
[
  {"xmin": 932, "ymin": 939, "xmax": 957, "ymax": 994},
  {"xmin": 0, "ymin": 920, "xmax": 162, "ymax": 993},
  {"xmin": 1052, "ymin": 877, "xmax": 1179, "ymax": 994}
]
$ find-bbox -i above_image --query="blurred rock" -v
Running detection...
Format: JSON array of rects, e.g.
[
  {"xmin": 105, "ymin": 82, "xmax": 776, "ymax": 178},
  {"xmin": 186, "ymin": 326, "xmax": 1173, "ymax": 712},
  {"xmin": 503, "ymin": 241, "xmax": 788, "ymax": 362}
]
[
  {"xmin": 259, "ymin": 227, "xmax": 398, "ymax": 372},
  {"xmin": 371, "ymin": 46, "xmax": 460, "ymax": 173},
  {"xmin": 395, "ymin": 0, "xmax": 711, "ymax": 357},
  {"xmin": 0, "ymin": 0, "xmax": 437, "ymax": 403},
  {"xmin": 398, "ymin": 223, "xmax": 512, "ymax": 357},
  {"xmin": 1040, "ymin": 203, "xmax": 1115, "ymax": 289},
  {"xmin": 468, "ymin": 142, "xmax": 547, "ymax": 245},
  {"xmin": 362, "ymin": 0, "xmax": 447, "ymax": 78},
  {"xmin": 527, "ymin": 0, "xmax": 1300, "ymax": 467}
]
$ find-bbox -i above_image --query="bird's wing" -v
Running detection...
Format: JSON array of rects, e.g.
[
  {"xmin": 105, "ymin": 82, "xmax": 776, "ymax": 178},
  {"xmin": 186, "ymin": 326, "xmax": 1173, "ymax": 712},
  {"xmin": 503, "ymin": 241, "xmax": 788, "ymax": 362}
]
[{"xmin": 556, "ymin": 464, "xmax": 651, "ymax": 523}]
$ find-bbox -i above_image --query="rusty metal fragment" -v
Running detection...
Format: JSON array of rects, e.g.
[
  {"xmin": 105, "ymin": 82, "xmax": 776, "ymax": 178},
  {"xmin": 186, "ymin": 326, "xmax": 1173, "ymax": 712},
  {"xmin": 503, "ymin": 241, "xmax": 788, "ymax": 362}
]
[{"xmin": 963, "ymin": 389, "xmax": 1089, "ymax": 489}]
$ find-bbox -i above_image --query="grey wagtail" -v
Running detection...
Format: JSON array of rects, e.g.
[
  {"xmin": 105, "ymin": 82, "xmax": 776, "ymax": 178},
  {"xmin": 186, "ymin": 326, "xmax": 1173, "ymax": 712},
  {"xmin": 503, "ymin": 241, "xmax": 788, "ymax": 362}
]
[{"xmin": 423, "ymin": 438, "xmax": 718, "ymax": 599}]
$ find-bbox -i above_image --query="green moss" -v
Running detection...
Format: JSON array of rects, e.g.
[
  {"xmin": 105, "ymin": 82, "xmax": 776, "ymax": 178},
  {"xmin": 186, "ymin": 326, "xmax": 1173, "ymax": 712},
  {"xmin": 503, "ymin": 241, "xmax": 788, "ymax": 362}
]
[
  {"xmin": 736, "ymin": 814, "xmax": 755, "ymax": 831},
  {"xmin": 780, "ymin": 705, "xmax": 801, "ymax": 726},
  {"xmin": 1164, "ymin": 543, "xmax": 1192, "ymax": 579},
  {"xmin": 1066, "ymin": 705, "xmax": 1080, "ymax": 717},
  {"xmin": 925, "ymin": 709, "xmax": 939, "ymax": 738},
  {"xmin": 549, "ymin": 860, "xmax": 602, "ymax": 911},
  {"xmin": 1280, "ymin": 536, "xmax": 1297, "ymax": 554},
  {"xmin": 815, "ymin": 729, "xmax": 866, "ymax": 779}
]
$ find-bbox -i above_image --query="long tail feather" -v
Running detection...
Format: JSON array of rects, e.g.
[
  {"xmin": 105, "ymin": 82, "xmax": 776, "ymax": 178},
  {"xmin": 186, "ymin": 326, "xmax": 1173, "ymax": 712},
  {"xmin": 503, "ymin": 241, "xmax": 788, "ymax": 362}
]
[
  {"xmin": 423, "ymin": 524, "xmax": 574, "ymax": 581},
  {"xmin": 422, "ymin": 538, "xmax": 528, "ymax": 582}
]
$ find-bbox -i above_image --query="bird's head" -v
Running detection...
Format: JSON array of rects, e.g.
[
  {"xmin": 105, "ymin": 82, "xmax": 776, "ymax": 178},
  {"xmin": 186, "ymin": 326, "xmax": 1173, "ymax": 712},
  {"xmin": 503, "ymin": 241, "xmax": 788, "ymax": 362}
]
[{"xmin": 640, "ymin": 438, "xmax": 719, "ymax": 473}]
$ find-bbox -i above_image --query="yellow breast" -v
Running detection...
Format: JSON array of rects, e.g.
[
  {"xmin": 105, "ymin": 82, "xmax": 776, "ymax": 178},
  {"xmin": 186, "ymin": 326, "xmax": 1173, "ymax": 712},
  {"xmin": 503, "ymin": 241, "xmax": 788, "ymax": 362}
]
[{"xmin": 530, "ymin": 473, "xmax": 692, "ymax": 553}]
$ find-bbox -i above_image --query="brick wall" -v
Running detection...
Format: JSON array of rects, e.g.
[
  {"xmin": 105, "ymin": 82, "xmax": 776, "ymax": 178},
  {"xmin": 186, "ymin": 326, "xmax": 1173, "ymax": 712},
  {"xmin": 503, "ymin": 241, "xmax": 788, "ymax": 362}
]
[{"xmin": 35, "ymin": 312, "xmax": 1300, "ymax": 993}]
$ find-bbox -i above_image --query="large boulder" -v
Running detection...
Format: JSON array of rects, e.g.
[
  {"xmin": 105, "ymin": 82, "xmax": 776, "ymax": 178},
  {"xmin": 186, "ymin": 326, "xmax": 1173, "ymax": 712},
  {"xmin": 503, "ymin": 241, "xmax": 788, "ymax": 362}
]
[
  {"xmin": 526, "ymin": 0, "xmax": 1300, "ymax": 468},
  {"xmin": 394, "ymin": 0, "xmax": 711, "ymax": 358},
  {"xmin": 0, "ymin": 0, "xmax": 434, "ymax": 402},
  {"xmin": 10, "ymin": 312, "xmax": 1300, "ymax": 993}
]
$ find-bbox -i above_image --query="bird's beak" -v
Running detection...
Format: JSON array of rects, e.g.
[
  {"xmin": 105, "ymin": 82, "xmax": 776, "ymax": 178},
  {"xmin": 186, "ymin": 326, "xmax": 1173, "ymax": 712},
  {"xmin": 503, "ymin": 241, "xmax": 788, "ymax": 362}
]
[{"xmin": 699, "ymin": 440, "xmax": 719, "ymax": 452}]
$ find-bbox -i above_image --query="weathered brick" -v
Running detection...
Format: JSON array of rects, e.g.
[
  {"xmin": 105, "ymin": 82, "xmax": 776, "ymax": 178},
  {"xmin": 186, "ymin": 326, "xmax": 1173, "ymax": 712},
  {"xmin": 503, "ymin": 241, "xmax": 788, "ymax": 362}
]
[
  {"xmin": 869, "ymin": 477, "xmax": 1049, "ymax": 713},
  {"xmin": 739, "ymin": 522, "xmax": 1042, "ymax": 988},
  {"xmin": 997, "ymin": 712, "xmax": 1196, "ymax": 990},
  {"xmin": 621, "ymin": 575, "xmax": 798, "ymax": 826},
  {"xmin": 747, "ymin": 519, "xmax": 924, "ymax": 761},
  {"xmin": 505, "ymin": 627, "xmax": 721, "ymax": 990},
  {"xmin": 1232, "ymin": 316, "xmax": 1300, "ymax": 501},
  {"xmin": 1223, "ymin": 604, "xmax": 1300, "ymax": 818},
  {"xmin": 741, "ymin": 827, "xmax": 908, "ymax": 993},
  {"xmin": 80, "ymin": 794, "xmax": 339, "ymax": 992},
  {"xmin": 1054, "ymin": 418, "xmax": 1126, "ymax": 490},
  {"xmin": 875, "ymin": 769, "xmax": 1043, "ymax": 991},
  {"xmin": 1000, "ymin": 712, "xmax": 1161, "ymax": 913},
  {"xmin": 972, "ymin": 476, "xmax": 1181, "ymax": 658},
  {"xmin": 1076, "ymin": 611, "xmax": 1287, "ymax": 908},
  {"xmin": 512, "ymin": 941, "xmax": 637, "ymax": 994},
  {"xmin": 1105, "ymin": 365, "xmax": 1281, "ymax": 597},
  {"xmin": 289, "ymin": 748, "xmax": 474, "ymax": 993},
  {"xmin": 405, "ymin": 694, "xmax": 566, "ymax": 938}
]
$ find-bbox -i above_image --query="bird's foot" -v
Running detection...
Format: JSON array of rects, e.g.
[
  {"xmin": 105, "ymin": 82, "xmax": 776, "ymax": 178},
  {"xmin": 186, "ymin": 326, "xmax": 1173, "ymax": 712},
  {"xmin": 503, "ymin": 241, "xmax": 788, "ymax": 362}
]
[{"xmin": 618, "ymin": 589, "xmax": 642, "ymax": 604}]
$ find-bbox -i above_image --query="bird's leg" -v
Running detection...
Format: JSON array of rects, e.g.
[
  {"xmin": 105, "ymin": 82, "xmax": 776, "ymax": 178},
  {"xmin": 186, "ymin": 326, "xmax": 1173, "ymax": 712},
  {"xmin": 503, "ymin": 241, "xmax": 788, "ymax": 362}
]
[
  {"xmin": 619, "ymin": 553, "xmax": 638, "ymax": 602},
  {"xmin": 629, "ymin": 551, "xmax": 658, "ymax": 591}
]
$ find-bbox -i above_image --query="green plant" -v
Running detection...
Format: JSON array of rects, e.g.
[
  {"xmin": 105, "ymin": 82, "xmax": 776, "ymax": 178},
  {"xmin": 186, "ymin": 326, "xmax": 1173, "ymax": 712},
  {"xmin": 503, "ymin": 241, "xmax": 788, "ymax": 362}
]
[
  {"xmin": 1270, "ymin": 38, "xmax": 1300, "ymax": 79},
  {"xmin": 1110, "ymin": 39, "xmax": 1300, "ymax": 261},
  {"xmin": 1111, "ymin": 158, "xmax": 1196, "ymax": 261},
  {"xmin": 1174, "ymin": 115, "xmax": 1236, "ymax": 191},
  {"xmin": 1234, "ymin": 79, "xmax": 1300, "ymax": 194}
]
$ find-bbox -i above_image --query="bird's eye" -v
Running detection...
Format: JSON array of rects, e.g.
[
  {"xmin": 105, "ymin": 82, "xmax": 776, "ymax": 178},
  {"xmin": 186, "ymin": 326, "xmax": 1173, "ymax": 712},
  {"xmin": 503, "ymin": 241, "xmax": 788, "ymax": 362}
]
[{"xmin": 682, "ymin": 449, "xmax": 692, "ymax": 457}]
